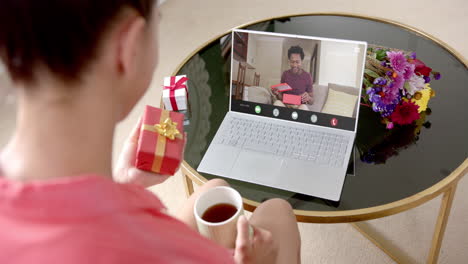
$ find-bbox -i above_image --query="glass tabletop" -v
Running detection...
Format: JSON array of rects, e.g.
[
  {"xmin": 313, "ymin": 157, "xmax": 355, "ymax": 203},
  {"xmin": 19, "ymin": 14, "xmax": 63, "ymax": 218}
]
[{"xmin": 177, "ymin": 15, "xmax": 468, "ymax": 212}]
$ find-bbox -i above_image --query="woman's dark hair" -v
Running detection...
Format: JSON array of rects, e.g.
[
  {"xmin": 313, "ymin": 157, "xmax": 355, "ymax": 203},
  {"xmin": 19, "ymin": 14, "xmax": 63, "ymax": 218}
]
[
  {"xmin": 0, "ymin": 0, "xmax": 156, "ymax": 84},
  {"xmin": 287, "ymin": 46, "xmax": 305, "ymax": 60}
]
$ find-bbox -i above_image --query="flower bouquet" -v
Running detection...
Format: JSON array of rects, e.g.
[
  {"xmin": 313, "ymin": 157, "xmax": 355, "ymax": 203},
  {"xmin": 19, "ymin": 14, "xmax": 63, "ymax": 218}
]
[
  {"xmin": 356, "ymin": 45, "xmax": 440, "ymax": 164},
  {"xmin": 362, "ymin": 45, "xmax": 440, "ymax": 129}
]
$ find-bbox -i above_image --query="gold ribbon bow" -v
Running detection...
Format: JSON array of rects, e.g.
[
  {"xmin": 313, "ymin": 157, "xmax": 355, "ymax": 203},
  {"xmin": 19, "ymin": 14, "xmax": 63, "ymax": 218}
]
[
  {"xmin": 155, "ymin": 118, "xmax": 182, "ymax": 140},
  {"xmin": 143, "ymin": 110, "xmax": 183, "ymax": 173}
]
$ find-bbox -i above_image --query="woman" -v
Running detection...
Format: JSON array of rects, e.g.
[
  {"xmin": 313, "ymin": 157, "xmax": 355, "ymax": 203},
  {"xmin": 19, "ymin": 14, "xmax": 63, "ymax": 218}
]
[{"xmin": 0, "ymin": 1, "xmax": 301, "ymax": 263}]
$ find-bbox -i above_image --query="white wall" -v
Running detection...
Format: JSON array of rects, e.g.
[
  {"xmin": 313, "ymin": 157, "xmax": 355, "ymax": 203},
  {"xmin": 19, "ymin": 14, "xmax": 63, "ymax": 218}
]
[
  {"xmin": 253, "ymin": 37, "xmax": 283, "ymax": 88},
  {"xmin": 246, "ymin": 35, "xmax": 257, "ymax": 68},
  {"xmin": 281, "ymin": 38, "xmax": 319, "ymax": 76},
  {"xmin": 318, "ymin": 41, "xmax": 365, "ymax": 88}
]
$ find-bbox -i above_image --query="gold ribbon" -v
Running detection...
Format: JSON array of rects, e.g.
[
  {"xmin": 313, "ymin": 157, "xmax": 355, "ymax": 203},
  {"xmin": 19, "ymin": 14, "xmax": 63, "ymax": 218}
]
[{"xmin": 143, "ymin": 110, "xmax": 183, "ymax": 173}]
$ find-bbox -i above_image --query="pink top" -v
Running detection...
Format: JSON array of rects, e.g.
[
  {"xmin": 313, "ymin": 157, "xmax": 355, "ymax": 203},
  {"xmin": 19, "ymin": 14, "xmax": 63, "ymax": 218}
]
[{"xmin": 0, "ymin": 174, "xmax": 234, "ymax": 264}]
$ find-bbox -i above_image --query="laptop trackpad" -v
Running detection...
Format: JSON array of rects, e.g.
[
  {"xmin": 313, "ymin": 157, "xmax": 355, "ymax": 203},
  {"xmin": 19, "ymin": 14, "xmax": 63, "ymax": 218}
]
[
  {"xmin": 230, "ymin": 150, "xmax": 283, "ymax": 182},
  {"xmin": 198, "ymin": 145, "xmax": 240, "ymax": 176}
]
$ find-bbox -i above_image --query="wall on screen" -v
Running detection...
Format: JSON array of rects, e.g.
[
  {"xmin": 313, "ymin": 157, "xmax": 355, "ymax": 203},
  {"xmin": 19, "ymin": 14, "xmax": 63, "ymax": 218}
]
[{"xmin": 318, "ymin": 41, "xmax": 363, "ymax": 88}]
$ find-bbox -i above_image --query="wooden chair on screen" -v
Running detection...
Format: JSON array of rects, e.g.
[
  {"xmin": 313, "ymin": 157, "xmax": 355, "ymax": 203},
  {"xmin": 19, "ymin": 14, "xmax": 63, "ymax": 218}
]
[
  {"xmin": 235, "ymin": 63, "xmax": 246, "ymax": 100},
  {"xmin": 253, "ymin": 72, "xmax": 260, "ymax": 86}
]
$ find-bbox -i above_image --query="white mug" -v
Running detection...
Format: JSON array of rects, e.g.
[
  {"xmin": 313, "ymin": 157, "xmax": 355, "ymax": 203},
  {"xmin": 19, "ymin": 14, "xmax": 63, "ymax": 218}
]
[{"xmin": 194, "ymin": 186, "xmax": 244, "ymax": 248}]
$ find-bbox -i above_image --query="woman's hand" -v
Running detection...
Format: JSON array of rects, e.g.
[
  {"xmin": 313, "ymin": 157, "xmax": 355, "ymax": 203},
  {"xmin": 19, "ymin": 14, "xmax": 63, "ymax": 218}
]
[
  {"xmin": 234, "ymin": 216, "xmax": 278, "ymax": 264},
  {"xmin": 113, "ymin": 118, "xmax": 170, "ymax": 188}
]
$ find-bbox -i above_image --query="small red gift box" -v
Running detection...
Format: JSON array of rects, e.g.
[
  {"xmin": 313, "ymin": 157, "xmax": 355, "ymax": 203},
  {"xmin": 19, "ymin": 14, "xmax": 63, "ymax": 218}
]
[
  {"xmin": 135, "ymin": 105, "xmax": 185, "ymax": 175},
  {"xmin": 271, "ymin": 83, "xmax": 293, "ymax": 93},
  {"xmin": 283, "ymin": 94, "xmax": 301, "ymax": 105}
]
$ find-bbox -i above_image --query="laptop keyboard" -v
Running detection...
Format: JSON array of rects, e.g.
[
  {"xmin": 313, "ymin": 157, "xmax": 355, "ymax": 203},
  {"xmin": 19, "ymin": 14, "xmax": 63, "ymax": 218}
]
[{"xmin": 215, "ymin": 116, "xmax": 349, "ymax": 168}]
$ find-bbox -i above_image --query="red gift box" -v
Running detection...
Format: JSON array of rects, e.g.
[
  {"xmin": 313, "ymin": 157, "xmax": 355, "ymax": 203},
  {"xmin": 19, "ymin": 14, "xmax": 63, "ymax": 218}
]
[
  {"xmin": 283, "ymin": 94, "xmax": 302, "ymax": 105},
  {"xmin": 271, "ymin": 83, "xmax": 293, "ymax": 93},
  {"xmin": 135, "ymin": 105, "xmax": 185, "ymax": 175}
]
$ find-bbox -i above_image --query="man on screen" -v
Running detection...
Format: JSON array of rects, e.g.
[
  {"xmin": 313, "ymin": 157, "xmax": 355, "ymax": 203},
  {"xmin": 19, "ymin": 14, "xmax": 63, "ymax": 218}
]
[{"xmin": 273, "ymin": 45, "xmax": 313, "ymax": 110}]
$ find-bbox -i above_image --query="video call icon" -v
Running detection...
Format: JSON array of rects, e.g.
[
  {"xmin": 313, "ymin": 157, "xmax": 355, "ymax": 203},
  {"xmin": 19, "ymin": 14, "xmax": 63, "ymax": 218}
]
[
  {"xmin": 331, "ymin": 118, "xmax": 338, "ymax": 127},
  {"xmin": 310, "ymin": 114, "xmax": 318, "ymax": 123},
  {"xmin": 291, "ymin": 111, "xmax": 298, "ymax": 120},
  {"xmin": 273, "ymin": 108, "xmax": 279, "ymax": 117},
  {"xmin": 255, "ymin": 105, "xmax": 261, "ymax": 114}
]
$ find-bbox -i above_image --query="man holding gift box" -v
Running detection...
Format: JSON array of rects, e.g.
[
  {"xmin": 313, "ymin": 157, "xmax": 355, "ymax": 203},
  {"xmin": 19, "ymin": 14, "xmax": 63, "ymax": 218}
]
[
  {"xmin": 272, "ymin": 45, "xmax": 314, "ymax": 110},
  {"xmin": 0, "ymin": 1, "xmax": 301, "ymax": 264}
]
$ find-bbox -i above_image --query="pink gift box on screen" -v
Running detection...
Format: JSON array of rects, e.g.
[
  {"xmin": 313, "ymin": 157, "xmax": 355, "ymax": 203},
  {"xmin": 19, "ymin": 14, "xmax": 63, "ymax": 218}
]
[{"xmin": 283, "ymin": 94, "xmax": 301, "ymax": 105}]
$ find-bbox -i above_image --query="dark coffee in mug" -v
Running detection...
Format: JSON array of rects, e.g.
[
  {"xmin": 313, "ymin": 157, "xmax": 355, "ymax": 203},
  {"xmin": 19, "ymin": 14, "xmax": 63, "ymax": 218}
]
[{"xmin": 201, "ymin": 203, "xmax": 238, "ymax": 223}]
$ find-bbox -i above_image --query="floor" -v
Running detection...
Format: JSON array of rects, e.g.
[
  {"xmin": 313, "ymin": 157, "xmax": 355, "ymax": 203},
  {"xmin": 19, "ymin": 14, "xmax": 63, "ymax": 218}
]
[{"xmin": 1, "ymin": 0, "xmax": 467, "ymax": 263}]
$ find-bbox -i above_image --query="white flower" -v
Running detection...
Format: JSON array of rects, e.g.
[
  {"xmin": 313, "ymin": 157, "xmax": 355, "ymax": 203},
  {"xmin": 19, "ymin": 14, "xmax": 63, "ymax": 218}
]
[{"xmin": 405, "ymin": 75, "xmax": 426, "ymax": 95}]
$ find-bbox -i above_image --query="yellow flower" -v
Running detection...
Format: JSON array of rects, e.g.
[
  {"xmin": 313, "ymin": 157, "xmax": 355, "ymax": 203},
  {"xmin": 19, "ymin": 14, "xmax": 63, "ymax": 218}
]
[{"xmin": 411, "ymin": 84, "xmax": 432, "ymax": 113}]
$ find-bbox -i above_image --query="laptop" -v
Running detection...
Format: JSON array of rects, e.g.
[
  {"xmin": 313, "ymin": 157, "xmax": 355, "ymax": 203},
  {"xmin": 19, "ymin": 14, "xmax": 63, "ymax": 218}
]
[{"xmin": 198, "ymin": 29, "xmax": 367, "ymax": 201}]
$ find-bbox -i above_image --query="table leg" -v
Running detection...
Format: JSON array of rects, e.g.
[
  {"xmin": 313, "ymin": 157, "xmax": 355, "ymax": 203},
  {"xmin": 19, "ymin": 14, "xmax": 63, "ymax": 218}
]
[
  {"xmin": 351, "ymin": 222, "xmax": 413, "ymax": 263},
  {"xmin": 182, "ymin": 172, "xmax": 195, "ymax": 197},
  {"xmin": 427, "ymin": 184, "xmax": 457, "ymax": 264},
  {"xmin": 351, "ymin": 183, "xmax": 458, "ymax": 264}
]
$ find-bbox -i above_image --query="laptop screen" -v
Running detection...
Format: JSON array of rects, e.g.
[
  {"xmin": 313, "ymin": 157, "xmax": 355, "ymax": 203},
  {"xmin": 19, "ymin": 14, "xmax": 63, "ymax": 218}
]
[{"xmin": 230, "ymin": 29, "xmax": 367, "ymax": 132}]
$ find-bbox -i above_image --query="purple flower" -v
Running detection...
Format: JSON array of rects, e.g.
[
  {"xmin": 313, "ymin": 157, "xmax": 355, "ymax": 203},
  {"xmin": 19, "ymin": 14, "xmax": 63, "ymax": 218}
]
[
  {"xmin": 385, "ymin": 103, "xmax": 397, "ymax": 112},
  {"xmin": 423, "ymin": 76, "xmax": 431, "ymax": 83},
  {"xmin": 392, "ymin": 74, "xmax": 405, "ymax": 91},
  {"xmin": 386, "ymin": 71, "xmax": 393, "ymax": 76},
  {"xmin": 387, "ymin": 51, "xmax": 410, "ymax": 73},
  {"xmin": 371, "ymin": 93, "xmax": 381, "ymax": 102},
  {"xmin": 381, "ymin": 89, "xmax": 399, "ymax": 105},
  {"xmin": 367, "ymin": 86, "xmax": 398, "ymax": 117},
  {"xmin": 381, "ymin": 106, "xmax": 396, "ymax": 117},
  {"xmin": 367, "ymin": 88, "xmax": 381, "ymax": 102},
  {"xmin": 385, "ymin": 81, "xmax": 399, "ymax": 95},
  {"xmin": 373, "ymin": 77, "xmax": 387, "ymax": 86},
  {"xmin": 433, "ymin": 72, "xmax": 441, "ymax": 80},
  {"xmin": 410, "ymin": 52, "xmax": 417, "ymax": 59},
  {"xmin": 372, "ymin": 103, "xmax": 381, "ymax": 112},
  {"xmin": 386, "ymin": 122, "xmax": 394, "ymax": 129},
  {"xmin": 402, "ymin": 63, "xmax": 415, "ymax": 80},
  {"xmin": 381, "ymin": 61, "xmax": 387, "ymax": 66}
]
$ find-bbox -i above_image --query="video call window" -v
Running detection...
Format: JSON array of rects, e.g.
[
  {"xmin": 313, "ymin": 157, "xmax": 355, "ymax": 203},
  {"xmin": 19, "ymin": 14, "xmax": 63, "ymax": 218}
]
[{"xmin": 231, "ymin": 31, "xmax": 366, "ymax": 120}]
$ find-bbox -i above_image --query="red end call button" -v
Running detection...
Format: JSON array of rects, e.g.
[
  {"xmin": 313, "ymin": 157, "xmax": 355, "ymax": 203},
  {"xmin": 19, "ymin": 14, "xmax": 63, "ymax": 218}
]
[{"xmin": 331, "ymin": 118, "xmax": 338, "ymax": 127}]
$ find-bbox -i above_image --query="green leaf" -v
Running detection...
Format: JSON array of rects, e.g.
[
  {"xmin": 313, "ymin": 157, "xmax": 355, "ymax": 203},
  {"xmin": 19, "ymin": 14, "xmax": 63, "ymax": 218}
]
[
  {"xmin": 404, "ymin": 82, "xmax": 411, "ymax": 91},
  {"xmin": 376, "ymin": 49, "xmax": 387, "ymax": 61},
  {"xmin": 363, "ymin": 78, "xmax": 373, "ymax": 88},
  {"xmin": 364, "ymin": 69, "xmax": 380, "ymax": 79}
]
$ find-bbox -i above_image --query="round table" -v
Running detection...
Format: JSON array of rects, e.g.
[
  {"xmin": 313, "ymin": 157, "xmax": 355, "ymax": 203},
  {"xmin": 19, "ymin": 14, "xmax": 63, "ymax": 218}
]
[{"xmin": 173, "ymin": 14, "xmax": 467, "ymax": 263}]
